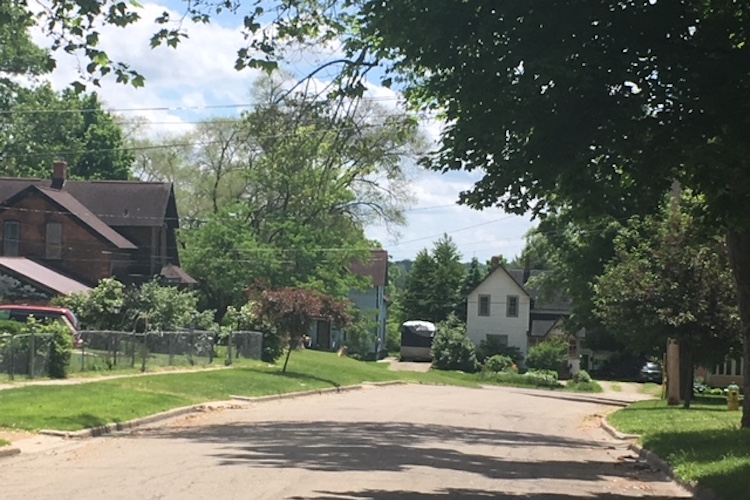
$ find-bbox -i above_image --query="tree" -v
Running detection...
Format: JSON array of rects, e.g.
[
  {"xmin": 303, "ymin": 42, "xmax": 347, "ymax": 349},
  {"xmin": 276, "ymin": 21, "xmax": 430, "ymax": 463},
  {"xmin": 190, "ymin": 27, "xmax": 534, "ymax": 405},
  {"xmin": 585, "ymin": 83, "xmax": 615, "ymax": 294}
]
[
  {"xmin": 30, "ymin": 0, "xmax": 750, "ymax": 425},
  {"xmin": 179, "ymin": 204, "xmax": 282, "ymax": 315},
  {"xmin": 2, "ymin": 85, "xmax": 133, "ymax": 179},
  {"xmin": 431, "ymin": 314, "xmax": 479, "ymax": 373},
  {"xmin": 249, "ymin": 287, "xmax": 352, "ymax": 372},
  {"xmin": 595, "ymin": 196, "xmax": 740, "ymax": 407},
  {"xmin": 402, "ymin": 235, "xmax": 466, "ymax": 324},
  {"xmin": 525, "ymin": 338, "xmax": 569, "ymax": 374}
]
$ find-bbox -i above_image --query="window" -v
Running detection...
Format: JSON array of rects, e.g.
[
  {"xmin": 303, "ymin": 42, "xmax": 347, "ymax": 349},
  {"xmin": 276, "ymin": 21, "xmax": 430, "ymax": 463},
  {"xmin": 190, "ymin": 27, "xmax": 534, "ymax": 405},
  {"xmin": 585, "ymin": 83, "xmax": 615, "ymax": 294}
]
[
  {"xmin": 3, "ymin": 221, "xmax": 19, "ymax": 256},
  {"xmin": 478, "ymin": 295, "xmax": 491, "ymax": 316},
  {"xmin": 506, "ymin": 295, "xmax": 519, "ymax": 317},
  {"xmin": 46, "ymin": 222, "xmax": 62, "ymax": 259},
  {"xmin": 486, "ymin": 334, "xmax": 508, "ymax": 347}
]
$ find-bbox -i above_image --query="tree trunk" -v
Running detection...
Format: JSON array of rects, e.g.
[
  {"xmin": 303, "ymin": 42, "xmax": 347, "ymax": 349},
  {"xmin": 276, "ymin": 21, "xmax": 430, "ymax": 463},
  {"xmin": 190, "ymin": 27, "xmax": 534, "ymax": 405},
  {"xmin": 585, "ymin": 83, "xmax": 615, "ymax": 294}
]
[
  {"xmin": 679, "ymin": 342, "xmax": 693, "ymax": 409},
  {"xmin": 666, "ymin": 338, "xmax": 681, "ymax": 405},
  {"xmin": 282, "ymin": 342, "xmax": 293, "ymax": 373},
  {"xmin": 726, "ymin": 229, "xmax": 750, "ymax": 428}
]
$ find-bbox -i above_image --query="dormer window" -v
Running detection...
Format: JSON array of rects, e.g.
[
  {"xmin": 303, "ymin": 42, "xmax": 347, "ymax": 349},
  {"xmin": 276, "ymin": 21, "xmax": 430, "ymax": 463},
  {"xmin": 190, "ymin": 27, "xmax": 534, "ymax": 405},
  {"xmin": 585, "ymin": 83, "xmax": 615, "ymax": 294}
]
[{"xmin": 3, "ymin": 221, "xmax": 19, "ymax": 256}]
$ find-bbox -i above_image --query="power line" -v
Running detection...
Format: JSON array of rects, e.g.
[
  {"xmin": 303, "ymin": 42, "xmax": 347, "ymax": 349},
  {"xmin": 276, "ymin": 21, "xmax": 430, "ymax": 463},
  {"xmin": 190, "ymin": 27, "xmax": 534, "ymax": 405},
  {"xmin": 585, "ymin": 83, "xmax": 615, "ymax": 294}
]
[{"xmin": 0, "ymin": 94, "xmax": 406, "ymax": 116}]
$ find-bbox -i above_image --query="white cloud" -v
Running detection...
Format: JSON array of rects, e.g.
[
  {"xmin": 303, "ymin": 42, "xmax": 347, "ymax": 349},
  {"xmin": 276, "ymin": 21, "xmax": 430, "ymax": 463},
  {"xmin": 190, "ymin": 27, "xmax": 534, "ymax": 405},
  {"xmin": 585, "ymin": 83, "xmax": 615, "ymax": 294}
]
[{"xmin": 29, "ymin": 1, "xmax": 534, "ymax": 261}]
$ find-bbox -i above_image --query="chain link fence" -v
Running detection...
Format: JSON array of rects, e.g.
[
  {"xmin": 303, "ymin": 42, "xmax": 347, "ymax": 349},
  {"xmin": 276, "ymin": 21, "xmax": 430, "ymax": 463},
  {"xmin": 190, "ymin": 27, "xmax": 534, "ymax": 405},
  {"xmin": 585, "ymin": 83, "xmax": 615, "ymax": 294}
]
[{"xmin": 0, "ymin": 329, "xmax": 263, "ymax": 380}]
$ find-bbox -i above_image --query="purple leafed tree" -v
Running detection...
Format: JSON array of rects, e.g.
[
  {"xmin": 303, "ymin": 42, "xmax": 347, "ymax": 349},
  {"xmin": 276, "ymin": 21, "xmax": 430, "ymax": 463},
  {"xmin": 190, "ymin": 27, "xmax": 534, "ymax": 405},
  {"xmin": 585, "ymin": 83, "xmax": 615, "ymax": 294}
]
[{"xmin": 251, "ymin": 287, "xmax": 352, "ymax": 372}]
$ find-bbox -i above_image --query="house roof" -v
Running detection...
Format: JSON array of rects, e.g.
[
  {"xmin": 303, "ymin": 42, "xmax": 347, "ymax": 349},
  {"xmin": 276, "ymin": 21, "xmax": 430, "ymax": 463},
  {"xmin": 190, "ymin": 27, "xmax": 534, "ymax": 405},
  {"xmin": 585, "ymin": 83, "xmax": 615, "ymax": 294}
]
[
  {"xmin": 0, "ymin": 257, "xmax": 91, "ymax": 295},
  {"xmin": 27, "ymin": 186, "xmax": 137, "ymax": 250},
  {"xmin": 160, "ymin": 264, "xmax": 197, "ymax": 285},
  {"xmin": 350, "ymin": 249, "xmax": 388, "ymax": 287},
  {"xmin": 470, "ymin": 264, "xmax": 531, "ymax": 298},
  {"xmin": 0, "ymin": 178, "xmax": 174, "ymax": 227},
  {"xmin": 530, "ymin": 319, "xmax": 557, "ymax": 337}
]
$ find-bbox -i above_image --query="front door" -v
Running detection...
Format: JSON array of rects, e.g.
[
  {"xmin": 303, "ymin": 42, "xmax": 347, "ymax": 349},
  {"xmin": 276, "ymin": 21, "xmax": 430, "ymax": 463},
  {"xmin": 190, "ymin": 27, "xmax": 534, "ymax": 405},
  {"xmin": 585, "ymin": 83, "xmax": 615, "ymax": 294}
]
[{"xmin": 317, "ymin": 321, "xmax": 331, "ymax": 350}]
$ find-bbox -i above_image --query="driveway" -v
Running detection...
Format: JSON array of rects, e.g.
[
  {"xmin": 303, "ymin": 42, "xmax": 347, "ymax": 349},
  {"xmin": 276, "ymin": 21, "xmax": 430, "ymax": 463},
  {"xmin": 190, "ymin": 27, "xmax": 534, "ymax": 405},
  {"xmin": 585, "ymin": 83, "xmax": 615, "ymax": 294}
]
[{"xmin": 0, "ymin": 384, "xmax": 691, "ymax": 499}]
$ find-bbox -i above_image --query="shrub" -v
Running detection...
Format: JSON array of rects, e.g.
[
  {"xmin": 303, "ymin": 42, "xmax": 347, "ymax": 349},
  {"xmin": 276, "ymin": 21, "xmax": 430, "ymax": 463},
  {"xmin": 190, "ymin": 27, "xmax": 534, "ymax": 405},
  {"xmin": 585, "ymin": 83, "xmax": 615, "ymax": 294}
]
[
  {"xmin": 477, "ymin": 337, "xmax": 523, "ymax": 363},
  {"xmin": 346, "ymin": 314, "xmax": 379, "ymax": 361},
  {"xmin": 567, "ymin": 380, "xmax": 603, "ymax": 393},
  {"xmin": 525, "ymin": 337, "xmax": 568, "ymax": 373},
  {"xmin": 573, "ymin": 369, "xmax": 592, "ymax": 383},
  {"xmin": 431, "ymin": 315, "xmax": 479, "ymax": 373},
  {"xmin": 481, "ymin": 370, "xmax": 561, "ymax": 389},
  {"xmin": 39, "ymin": 321, "xmax": 72, "ymax": 379},
  {"xmin": 485, "ymin": 354, "xmax": 514, "ymax": 373},
  {"xmin": 524, "ymin": 369, "xmax": 559, "ymax": 384}
]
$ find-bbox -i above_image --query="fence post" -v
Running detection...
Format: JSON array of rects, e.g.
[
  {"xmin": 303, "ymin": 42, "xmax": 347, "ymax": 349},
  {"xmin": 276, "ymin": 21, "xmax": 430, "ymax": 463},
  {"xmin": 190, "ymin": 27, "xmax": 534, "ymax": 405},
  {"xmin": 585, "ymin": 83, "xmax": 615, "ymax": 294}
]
[
  {"xmin": 208, "ymin": 332, "xmax": 214, "ymax": 364},
  {"xmin": 227, "ymin": 330, "xmax": 233, "ymax": 366},
  {"xmin": 29, "ymin": 330, "xmax": 35, "ymax": 379},
  {"xmin": 130, "ymin": 332, "xmax": 136, "ymax": 369},
  {"xmin": 80, "ymin": 338, "xmax": 85, "ymax": 372},
  {"xmin": 168, "ymin": 333, "xmax": 174, "ymax": 366},
  {"xmin": 9, "ymin": 334, "xmax": 14, "ymax": 381}
]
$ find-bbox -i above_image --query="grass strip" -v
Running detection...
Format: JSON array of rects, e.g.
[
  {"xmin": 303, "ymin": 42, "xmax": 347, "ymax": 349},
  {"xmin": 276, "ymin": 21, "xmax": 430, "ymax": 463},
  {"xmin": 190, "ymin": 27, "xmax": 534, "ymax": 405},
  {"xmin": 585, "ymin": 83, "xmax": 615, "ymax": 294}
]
[
  {"xmin": 0, "ymin": 438, "xmax": 9, "ymax": 447},
  {"xmin": 608, "ymin": 397, "xmax": 748, "ymax": 499},
  {"xmin": 0, "ymin": 351, "xmax": 482, "ymax": 431}
]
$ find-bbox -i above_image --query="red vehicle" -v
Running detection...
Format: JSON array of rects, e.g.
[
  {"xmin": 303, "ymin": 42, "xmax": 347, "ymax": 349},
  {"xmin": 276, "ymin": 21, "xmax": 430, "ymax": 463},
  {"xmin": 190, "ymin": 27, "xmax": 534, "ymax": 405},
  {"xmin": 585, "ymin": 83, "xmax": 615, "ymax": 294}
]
[{"xmin": 0, "ymin": 304, "xmax": 80, "ymax": 338}]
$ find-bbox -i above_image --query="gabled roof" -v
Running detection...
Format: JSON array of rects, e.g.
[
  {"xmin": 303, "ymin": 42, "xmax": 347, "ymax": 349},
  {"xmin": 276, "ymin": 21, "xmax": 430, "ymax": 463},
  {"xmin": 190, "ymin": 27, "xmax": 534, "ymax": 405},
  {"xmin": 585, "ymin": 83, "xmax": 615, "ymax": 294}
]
[
  {"xmin": 350, "ymin": 249, "xmax": 388, "ymax": 287},
  {"xmin": 0, "ymin": 257, "xmax": 91, "ymax": 295},
  {"xmin": 160, "ymin": 264, "xmax": 197, "ymax": 285},
  {"xmin": 2, "ymin": 186, "xmax": 137, "ymax": 250},
  {"xmin": 0, "ymin": 178, "xmax": 174, "ymax": 227},
  {"xmin": 470, "ymin": 264, "xmax": 530, "ymax": 298}
]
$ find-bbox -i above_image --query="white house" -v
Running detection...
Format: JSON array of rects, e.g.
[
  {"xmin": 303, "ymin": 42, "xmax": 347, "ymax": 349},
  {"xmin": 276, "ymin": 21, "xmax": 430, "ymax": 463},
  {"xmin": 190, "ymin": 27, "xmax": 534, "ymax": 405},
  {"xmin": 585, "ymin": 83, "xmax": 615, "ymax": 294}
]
[{"xmin": 466, "ymin": 265, "xmax": 531, "ymax": 356}]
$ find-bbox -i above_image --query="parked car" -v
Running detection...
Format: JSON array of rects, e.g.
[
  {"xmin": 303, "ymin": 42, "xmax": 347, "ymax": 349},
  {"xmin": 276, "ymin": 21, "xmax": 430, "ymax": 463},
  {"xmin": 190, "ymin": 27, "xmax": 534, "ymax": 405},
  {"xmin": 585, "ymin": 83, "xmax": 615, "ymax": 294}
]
[
  {"xmin": 0, "ymin": 304, "xmax": 81, "ymax": 346},
  {"xmin": 639, "ymin": 361, "xmax": 663, "ymax": 383}
]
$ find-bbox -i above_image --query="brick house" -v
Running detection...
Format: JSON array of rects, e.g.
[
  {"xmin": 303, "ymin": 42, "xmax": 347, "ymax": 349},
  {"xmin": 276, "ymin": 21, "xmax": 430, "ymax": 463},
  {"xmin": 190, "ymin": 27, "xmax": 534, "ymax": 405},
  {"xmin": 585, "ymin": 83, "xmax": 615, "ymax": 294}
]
[{"xmin": 0, "ymin": 162, "xmax": 194, "ymax": 301}]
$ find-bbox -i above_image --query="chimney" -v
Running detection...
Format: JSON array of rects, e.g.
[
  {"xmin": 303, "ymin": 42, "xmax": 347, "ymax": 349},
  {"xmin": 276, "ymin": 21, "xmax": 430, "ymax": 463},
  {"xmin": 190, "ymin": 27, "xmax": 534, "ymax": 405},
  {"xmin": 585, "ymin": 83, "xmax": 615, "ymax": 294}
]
[{"xmin": 52, "ymin": 161, "xmax": 67, "ymax": 189}]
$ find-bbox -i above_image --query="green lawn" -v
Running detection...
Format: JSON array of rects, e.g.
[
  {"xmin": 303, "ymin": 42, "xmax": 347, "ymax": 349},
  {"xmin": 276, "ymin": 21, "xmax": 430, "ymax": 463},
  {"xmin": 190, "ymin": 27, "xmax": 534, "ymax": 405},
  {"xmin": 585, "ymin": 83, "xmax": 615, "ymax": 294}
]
[
  {"xmin": 0, "ymin": 350, "xmax": 608, "ymax": 433},
  {"xmin": 0, "ymin": 351, "xmax": 481, "ymax": 431},
  {"xmin": 608, "ymin": 397, "xmax": 749, "ymax": 499}
]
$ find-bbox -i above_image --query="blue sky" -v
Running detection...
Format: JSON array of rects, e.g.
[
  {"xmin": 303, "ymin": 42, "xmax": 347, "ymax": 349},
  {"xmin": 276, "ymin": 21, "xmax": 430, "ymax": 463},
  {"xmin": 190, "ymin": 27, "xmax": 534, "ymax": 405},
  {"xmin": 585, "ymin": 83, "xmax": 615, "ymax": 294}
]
[{"xmin": 33, "ymin": 1, "xmax": 535, "ymax": 263}]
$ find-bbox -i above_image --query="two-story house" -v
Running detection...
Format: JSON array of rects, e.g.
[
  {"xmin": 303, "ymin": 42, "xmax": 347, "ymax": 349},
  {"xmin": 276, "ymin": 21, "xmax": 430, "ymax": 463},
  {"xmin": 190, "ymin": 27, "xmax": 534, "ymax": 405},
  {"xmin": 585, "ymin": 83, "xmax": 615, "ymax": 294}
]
[
  {"xmin": 466, "ymin": 263, "xmax": 582, "ymax": 372},
  {"xmin": 0, "ymin": 162, "xmax": 194, "ymax": 302},
  {"xmin": 466, "ymin": 264, "xmax": 531, "ymax": 356}
]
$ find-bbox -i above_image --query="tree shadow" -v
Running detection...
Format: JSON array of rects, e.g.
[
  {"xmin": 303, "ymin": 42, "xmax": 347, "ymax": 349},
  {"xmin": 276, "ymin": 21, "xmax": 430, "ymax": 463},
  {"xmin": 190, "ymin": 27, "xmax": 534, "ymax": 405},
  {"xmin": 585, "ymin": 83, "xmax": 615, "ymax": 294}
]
[
  {"xmin": 289, "ymin": 488, "xmax": 684, "ymax": 499},
  {"xmin": 236, "ymin": 367, "xmax": 341, "ymax": 388},
  {"xmin": 141, "ymin": 420, "xmax": 674, "ymax": 486},
  {"xmin": 509, "ymin": 390, "xmax": 637, "ymax": 408}
]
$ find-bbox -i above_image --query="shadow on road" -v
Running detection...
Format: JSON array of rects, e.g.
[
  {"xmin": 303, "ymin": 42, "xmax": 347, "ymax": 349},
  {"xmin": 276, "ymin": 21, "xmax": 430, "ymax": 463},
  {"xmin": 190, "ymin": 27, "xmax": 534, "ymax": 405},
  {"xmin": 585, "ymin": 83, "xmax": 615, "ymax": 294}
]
[
  {"xmin": 140, "ymin": 420, "xmax": 671, "ymax": 487},
  {"xmin": 290, "ymin": 488, "xmax": 683, "ymax": 499},
  {"xmin": 509, "ymin": 390, "xmax": 637, "ymax": 408}
]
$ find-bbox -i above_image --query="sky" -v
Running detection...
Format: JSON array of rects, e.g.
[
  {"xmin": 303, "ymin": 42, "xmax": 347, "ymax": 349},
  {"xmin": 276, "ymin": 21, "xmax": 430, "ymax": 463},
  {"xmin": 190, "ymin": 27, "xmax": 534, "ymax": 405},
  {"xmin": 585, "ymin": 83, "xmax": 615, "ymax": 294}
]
[{"xmin": 30, "ymin": 1, "xmax": 535, "ymax": 263}]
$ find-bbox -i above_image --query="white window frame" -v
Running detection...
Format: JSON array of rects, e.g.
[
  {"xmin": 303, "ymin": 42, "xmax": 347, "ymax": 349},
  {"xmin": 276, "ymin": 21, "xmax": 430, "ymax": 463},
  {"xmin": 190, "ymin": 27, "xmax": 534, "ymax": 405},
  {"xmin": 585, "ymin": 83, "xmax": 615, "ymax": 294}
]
[
  {"xmin": 478, "ymin": 294, "xmax": 491, "ymax": 316},
  {"xmin": 506, "ymin": 295, "xmax": 519, "ymax": 317}
]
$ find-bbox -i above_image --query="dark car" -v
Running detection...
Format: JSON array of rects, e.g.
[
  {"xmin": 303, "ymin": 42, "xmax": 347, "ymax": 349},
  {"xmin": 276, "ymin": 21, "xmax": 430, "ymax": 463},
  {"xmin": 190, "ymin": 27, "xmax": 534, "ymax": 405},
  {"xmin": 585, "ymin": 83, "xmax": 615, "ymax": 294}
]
[{"xmin": 639, "ymin": 361, "xmax": 663, "ymax": 383}]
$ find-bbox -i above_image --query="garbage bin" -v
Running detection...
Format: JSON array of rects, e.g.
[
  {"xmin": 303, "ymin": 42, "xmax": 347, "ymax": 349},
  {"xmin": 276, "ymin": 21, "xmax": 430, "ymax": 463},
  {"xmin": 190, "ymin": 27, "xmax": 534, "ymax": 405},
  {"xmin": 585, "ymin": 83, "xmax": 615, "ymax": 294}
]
[{"xmin": 727, "ymin": 383, "xmax": 740, "ymax": 411}]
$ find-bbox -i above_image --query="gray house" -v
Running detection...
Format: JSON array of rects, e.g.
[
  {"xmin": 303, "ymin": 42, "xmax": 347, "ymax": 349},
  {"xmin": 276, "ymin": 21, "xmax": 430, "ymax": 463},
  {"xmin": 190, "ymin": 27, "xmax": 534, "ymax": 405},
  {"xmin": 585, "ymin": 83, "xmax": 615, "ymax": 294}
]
[{"xmin": 309, "ymin": 249, "xmax": 388, "ymax": 358}]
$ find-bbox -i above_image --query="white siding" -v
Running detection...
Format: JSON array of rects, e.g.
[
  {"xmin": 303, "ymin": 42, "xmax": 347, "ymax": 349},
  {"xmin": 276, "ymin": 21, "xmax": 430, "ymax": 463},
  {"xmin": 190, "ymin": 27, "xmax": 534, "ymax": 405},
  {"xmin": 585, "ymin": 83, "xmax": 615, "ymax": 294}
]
[{"xmin": 466, "ymin": 268, "xmax": 530, "ymax": 355}]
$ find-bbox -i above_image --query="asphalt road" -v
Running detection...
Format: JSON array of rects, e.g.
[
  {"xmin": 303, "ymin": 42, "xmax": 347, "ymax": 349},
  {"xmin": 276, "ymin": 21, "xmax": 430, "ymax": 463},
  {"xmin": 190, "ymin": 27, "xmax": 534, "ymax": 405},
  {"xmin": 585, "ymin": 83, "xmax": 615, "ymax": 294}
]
[{"xmin": 0, "ymin": 384, "xmax": 691, "ymax": 499}]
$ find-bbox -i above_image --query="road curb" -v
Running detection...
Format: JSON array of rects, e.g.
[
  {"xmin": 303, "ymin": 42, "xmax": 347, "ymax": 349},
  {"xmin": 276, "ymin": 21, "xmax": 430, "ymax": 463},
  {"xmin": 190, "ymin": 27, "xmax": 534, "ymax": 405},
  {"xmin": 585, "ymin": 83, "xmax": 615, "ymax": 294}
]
[
  {"xmin": 601, "ymin": 415, "xmax": 720, "ymax": 500},
  {"xmin": 230, "ymin": 380, "xmax": 407, "ymax": 403},
  {"xmin": 39, "ymin": 404, "xmax": 212, "ymax": 438},
  {"xmin": 0, "ymin": 446, "xmax": 21, "ymax": 459}
]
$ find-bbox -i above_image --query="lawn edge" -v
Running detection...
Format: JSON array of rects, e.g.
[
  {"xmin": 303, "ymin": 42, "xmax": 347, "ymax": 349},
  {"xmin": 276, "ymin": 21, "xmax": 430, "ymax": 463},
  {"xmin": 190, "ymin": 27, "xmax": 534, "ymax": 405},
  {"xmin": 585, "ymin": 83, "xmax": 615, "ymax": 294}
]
[
  {"xmin": 601, "ymin": 415, "xmax": 721, "ymax": 500},
  {"xmin": 37, "ymin": 380, "xmax": 409, "ymax": 440}
]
